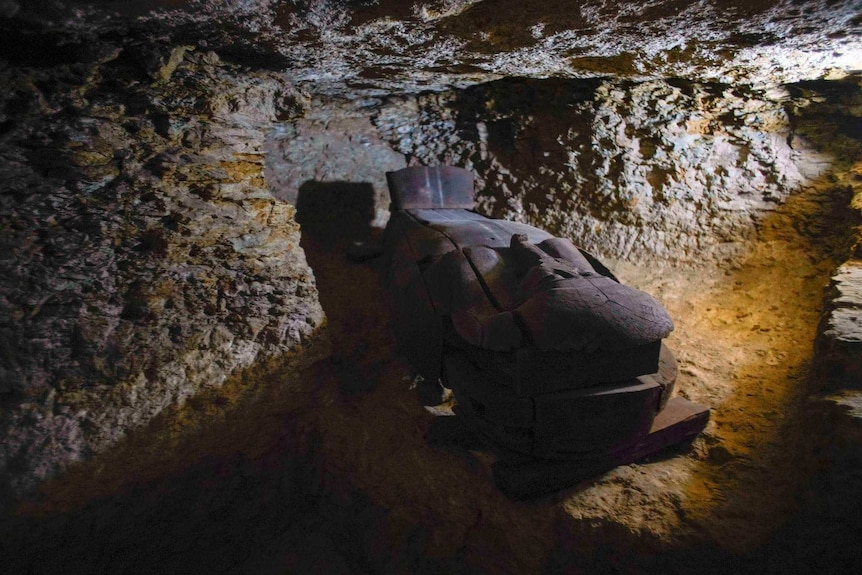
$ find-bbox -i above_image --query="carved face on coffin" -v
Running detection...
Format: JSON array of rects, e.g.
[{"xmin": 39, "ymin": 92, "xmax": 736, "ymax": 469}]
[{"xmin": 423, "ymin": 233, "xmax": 674, "ymax": 352}]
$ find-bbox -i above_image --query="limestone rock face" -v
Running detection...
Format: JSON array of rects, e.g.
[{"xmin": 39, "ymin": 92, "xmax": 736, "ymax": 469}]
[
  {"xmin": 808, "ymin": 80, "xmax": 862, "ymax": 391},
  {"xmin": 264, "ymin": 107, "xmax": 407, "ymax": 229},
  {"xmin": 0, "ymin": 38, "xmax": 324, "ymax": 495},
  {"xmin": 9, "ymin": 1, "xmax": 861, "ymax": 95},
  {"xmin": 817, "ymin": 261, "xmax": 862, "ymax": 388},
  {"xmin": 373, "ymin": 79, "xmax": 833, "ymax": 263}
]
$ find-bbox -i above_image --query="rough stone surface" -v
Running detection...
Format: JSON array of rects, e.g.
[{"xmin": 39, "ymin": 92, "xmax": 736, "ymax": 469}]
[
  {"xmin": 0, "ymin": 36, "xmax": 324, "ymax": 496},
  {"xmin": 809, "ymin": 78, "xmax": 862, "ymax": 390},
  {"xmin": 264, "ymin": 106, "xmax": 407, "ymax": 229},
  {"xmin": 8, "ymin": 1, "xmax": 861, "ymax": 95},
  {"xmin": 373, "ymin": 78, "xmax": 834, "ymax": 263},
  {"xmin": 817, "ymin": 264, "xmax": 862, "ymax": 390}
]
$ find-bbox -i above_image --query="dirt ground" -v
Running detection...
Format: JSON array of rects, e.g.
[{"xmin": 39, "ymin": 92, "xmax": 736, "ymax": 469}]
[{"xmin": 3, "ymin": 173, "xmax": 858, "ymax": 574}]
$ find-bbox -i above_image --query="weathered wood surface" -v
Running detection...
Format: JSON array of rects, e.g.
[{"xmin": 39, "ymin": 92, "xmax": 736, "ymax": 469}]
[
  {"xmin": 445, "ymin": 351, "xmax": 668, "ymax": 457},
  {"xmin": 385, "ymin": 215, "xmax": 674, "ymax": 366},
  {"xmin": 382, "ymin": 165, "xmax": 709, "ymax": 497},
  {"xmin": 384, "ymin": 215, "xmax": 444, "ymax": 383},
  {"xmin": 465, "ymin": 340, "xmax": 663, "ymax": 396},
  {"xmin": 386, "ymin": 165, "xmax": 476, "ymax": 210},
  {"xmin": 382, "ymin": 165, "xmax": 679, "ymax": 393},
  {"xmin": 425, "ymin": 395, "xmax": 710, "ymax": 500},
  {"xmin": 492, "ymin": 397, "xmax": 711, "ymax": 500}
]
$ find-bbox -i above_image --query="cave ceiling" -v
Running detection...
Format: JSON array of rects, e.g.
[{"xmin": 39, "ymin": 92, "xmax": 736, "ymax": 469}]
[{"xmin": 2, "ymin": 0, "xmax": 860, "ymax": 97}]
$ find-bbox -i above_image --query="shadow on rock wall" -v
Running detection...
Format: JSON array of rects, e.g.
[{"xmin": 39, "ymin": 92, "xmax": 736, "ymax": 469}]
[
  {"xmin": 296, "ymin": 180, "xmax": 377, "ymax": 248},
  {"xmin": 295, "ymin": 180, "xmax": 385, "ymax": 396}
]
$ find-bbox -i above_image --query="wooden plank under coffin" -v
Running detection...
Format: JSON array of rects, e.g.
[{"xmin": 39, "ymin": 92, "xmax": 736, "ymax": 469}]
[{"xmin": 491, "ymin": 397, "xmax": 710, "ymax": 500}]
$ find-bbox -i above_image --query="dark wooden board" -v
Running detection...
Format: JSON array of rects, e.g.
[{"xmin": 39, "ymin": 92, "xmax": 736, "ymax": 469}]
[
  {"xmin": 386, "ymin": 166, "xmax": 475, "ymax": 210},
  {"xmin": 450, "ymin": 379, "xmax": 663, "ymax": 459},
  {"xmin": 492, "ymin": 397, "xmax": 710, "ymax": 500},
  {"xmin": 445, "ymin": 349, "xmax": 666, "ymax": 445},
  {"xmin": 410, "ymin": 209, "xmax": 489, "ymax": 224},
  {"xmin": 532, "ymin": 377, "xmax": 661, "ymax": 455},
  {"xmin": 386, "ymin": 230, "xmax": 444, "ymax": 383},
  {"xmin": 466, "ymin": 340, "xmax": 662, "ymax": 397},
  {"xmin": 455, "ymin": 391, "xmax": 535, "ymax": 454},
  {"xmin": 430, "ymin": 219, "xmax": 553, "ymax": 250},
  {"xmin": 443, "ymin": 352, "xmax": 535, "ymax": 428}
]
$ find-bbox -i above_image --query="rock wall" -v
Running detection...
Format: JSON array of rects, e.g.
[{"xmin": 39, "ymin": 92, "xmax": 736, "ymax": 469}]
[
  {"xmin": 264, "ymin": 104, "xmax": 407, "ymax": 230},
  {"xmin": 804, "ymin": 78, "xmax": 862, "ymax": 555},
  {"xmin": 801, "ymin": 78, "xmax": 862, "ymax": 391},
  {"xmin": 372, "ymin": 78, "xmax": 831, "ymax": 263},
  {"xmin": 19, "ymin": 0, "xmax": 855, "ymax": 97},
  {"xmin": 0, "ymin": 34, "xmax": 324, "ymax": 496}
]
